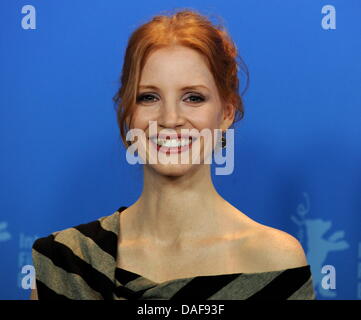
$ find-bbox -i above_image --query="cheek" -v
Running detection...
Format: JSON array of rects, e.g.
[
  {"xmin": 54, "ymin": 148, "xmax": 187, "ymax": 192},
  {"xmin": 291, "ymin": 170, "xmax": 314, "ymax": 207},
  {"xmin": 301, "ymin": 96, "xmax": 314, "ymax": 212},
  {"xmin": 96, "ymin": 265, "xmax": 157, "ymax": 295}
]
[
  {"xmin": 131, "ymin": 109, "xmax": 153, "ymax": 129},
  {"xmin": 192, "ymin": 109, "xmax": 221, "ymax": 131}
]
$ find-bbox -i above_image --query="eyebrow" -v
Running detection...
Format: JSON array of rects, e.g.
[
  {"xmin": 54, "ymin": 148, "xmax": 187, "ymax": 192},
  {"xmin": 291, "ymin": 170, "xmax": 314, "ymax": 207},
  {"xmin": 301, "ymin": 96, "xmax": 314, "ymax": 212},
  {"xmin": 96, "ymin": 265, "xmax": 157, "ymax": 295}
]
[{"xmin": 138, "ymin": 84, "xmax": 209, "ymax": 91}]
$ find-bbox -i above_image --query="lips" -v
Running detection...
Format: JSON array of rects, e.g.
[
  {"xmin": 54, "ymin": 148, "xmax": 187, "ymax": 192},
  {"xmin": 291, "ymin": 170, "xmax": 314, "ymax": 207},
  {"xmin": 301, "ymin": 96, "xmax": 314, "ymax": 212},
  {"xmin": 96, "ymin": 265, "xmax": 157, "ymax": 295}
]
[{"xmin": 148, "ymin": 134, "xmax": 197, "ymax": 154}]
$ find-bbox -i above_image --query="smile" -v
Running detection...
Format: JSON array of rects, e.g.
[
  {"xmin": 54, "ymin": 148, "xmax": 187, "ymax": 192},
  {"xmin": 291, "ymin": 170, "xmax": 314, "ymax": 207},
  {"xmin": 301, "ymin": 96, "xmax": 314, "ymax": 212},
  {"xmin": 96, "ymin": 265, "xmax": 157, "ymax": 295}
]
[
  {"xmin": 152, "ymin": 137, "xmax": 192, "ymax": 147},
  {"xmin": 149, "ymin": 137, "xmax": 196, "ymax": 154}
]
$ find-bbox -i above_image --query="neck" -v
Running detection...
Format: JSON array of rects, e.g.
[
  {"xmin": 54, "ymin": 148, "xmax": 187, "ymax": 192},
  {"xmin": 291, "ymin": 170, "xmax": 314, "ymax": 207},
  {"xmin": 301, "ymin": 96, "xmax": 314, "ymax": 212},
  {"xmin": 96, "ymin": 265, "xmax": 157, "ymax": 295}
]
[{"xmin": 126, "ymin": 164, "xmax": 226, "ymax": 248}]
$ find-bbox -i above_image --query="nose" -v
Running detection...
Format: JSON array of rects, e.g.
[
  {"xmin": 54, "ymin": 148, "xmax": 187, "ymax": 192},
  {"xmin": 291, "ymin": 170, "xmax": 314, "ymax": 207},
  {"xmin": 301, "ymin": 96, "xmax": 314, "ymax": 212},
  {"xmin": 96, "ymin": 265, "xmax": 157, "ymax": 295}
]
[{"xmin": 158, "ymin": 101, "xmax": 186, "ymax": 130}]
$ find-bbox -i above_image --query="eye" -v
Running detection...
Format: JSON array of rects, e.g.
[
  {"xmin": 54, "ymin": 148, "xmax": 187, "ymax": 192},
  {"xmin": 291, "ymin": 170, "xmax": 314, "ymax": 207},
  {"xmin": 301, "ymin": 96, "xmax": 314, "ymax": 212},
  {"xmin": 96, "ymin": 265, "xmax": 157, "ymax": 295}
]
[
  {"xmin": 136, "ymin": 93, "xmax": 158, "ymax": 104},
  {"xmin": 184, "ymin": 93, "xmax": 205, "ymax": 104}
]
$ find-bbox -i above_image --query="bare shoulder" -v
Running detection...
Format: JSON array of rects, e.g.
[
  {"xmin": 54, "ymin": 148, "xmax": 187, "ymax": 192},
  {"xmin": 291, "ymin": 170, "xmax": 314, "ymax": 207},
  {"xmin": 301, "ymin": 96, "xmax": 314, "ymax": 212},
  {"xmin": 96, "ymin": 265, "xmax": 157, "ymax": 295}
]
[
  {"xmin": 238, "ymin": 222, "xmax": 308, "ymax": 272},
  {"xmin": 221, "ymin": 204, "xmax": 308, "ymax": 272}
]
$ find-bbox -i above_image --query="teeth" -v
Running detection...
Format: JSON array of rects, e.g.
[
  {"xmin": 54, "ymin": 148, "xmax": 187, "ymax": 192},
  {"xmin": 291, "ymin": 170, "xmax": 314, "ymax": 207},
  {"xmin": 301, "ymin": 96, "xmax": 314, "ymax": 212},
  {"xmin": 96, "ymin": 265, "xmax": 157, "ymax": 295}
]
[{"xmin": 152, "ymin": 138, "xmax": 192, "ymax": 147}]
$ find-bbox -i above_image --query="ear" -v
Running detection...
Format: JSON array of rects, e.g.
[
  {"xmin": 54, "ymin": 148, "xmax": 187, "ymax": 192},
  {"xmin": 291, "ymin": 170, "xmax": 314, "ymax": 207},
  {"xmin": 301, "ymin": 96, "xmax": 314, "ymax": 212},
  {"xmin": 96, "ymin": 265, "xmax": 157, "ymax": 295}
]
[{"xmin": 220, "ymin": 102, "xmax": 235, "ymax": 131}]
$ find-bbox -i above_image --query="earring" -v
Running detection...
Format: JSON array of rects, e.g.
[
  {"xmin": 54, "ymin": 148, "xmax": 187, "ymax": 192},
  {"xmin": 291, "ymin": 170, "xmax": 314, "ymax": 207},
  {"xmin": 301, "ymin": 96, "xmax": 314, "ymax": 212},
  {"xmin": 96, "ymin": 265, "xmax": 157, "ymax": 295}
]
[{"xmin": 221, "ymin": 131, "xmax": 226, "ymax": 149}]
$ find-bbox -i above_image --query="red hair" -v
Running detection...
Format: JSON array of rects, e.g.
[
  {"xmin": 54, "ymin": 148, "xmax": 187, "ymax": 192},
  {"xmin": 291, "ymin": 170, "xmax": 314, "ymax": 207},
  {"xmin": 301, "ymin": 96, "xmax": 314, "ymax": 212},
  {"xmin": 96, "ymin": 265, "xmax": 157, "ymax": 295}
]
[{"xmin": 112, "ymin": 8, "xmax": 249, "ymax": 147}]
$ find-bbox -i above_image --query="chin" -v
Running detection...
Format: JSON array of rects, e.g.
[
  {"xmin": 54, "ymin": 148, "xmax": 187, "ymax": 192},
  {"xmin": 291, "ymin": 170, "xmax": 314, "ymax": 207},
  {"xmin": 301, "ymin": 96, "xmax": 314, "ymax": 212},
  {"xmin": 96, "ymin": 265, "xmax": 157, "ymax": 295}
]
[{"xmin": 148, "ymin": 162, "xmax": 198, "ymax": 177}]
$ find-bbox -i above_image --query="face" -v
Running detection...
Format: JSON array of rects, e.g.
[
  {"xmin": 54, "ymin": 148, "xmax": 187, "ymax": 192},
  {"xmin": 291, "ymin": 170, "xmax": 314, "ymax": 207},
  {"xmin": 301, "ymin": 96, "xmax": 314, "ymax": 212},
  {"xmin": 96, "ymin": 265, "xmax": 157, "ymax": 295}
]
[{"xmin": 129, "ymin": 45, "xmax": 234, "ymax": 177}]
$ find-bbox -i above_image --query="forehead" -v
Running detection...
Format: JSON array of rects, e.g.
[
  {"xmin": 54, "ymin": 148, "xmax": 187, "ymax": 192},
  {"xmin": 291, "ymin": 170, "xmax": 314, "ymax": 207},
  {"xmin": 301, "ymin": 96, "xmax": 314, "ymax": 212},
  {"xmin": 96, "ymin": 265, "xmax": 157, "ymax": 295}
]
[{"xmin": 139, "ymin": 46, "xmax": 215, "ymax": 89}]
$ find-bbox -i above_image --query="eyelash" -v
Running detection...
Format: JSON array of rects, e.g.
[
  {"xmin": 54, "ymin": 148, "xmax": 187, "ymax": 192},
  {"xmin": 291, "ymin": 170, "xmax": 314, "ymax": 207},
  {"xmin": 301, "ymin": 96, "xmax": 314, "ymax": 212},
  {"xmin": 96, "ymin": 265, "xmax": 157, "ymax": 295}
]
[{"xmin": 136, "ymin": 93, "xmax": 205, "ymax": 105}]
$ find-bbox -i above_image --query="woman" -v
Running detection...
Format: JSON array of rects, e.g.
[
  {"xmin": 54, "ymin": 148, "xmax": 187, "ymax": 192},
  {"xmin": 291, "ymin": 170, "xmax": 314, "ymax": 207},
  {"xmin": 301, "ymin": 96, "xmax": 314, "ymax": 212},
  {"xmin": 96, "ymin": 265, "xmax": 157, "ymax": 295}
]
[{"xmin": 31, "ymin": 9, "xmax": 316, "ymax": 300}]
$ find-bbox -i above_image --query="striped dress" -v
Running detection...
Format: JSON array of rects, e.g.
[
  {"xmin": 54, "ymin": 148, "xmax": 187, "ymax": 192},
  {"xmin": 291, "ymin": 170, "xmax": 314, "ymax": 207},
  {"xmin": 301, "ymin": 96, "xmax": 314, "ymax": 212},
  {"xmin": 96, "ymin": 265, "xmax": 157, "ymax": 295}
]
[{"xmin": 31, "ymin": 206, "xmax": 317, "ymax": 300}]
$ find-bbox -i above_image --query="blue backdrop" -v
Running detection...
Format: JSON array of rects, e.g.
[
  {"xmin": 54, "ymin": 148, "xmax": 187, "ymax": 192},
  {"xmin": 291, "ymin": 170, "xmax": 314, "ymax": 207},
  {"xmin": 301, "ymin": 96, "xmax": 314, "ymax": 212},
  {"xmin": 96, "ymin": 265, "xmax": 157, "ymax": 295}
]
[{"xmin": 0, "ymin": 0, "xmax": 360, "ymax": 300}]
